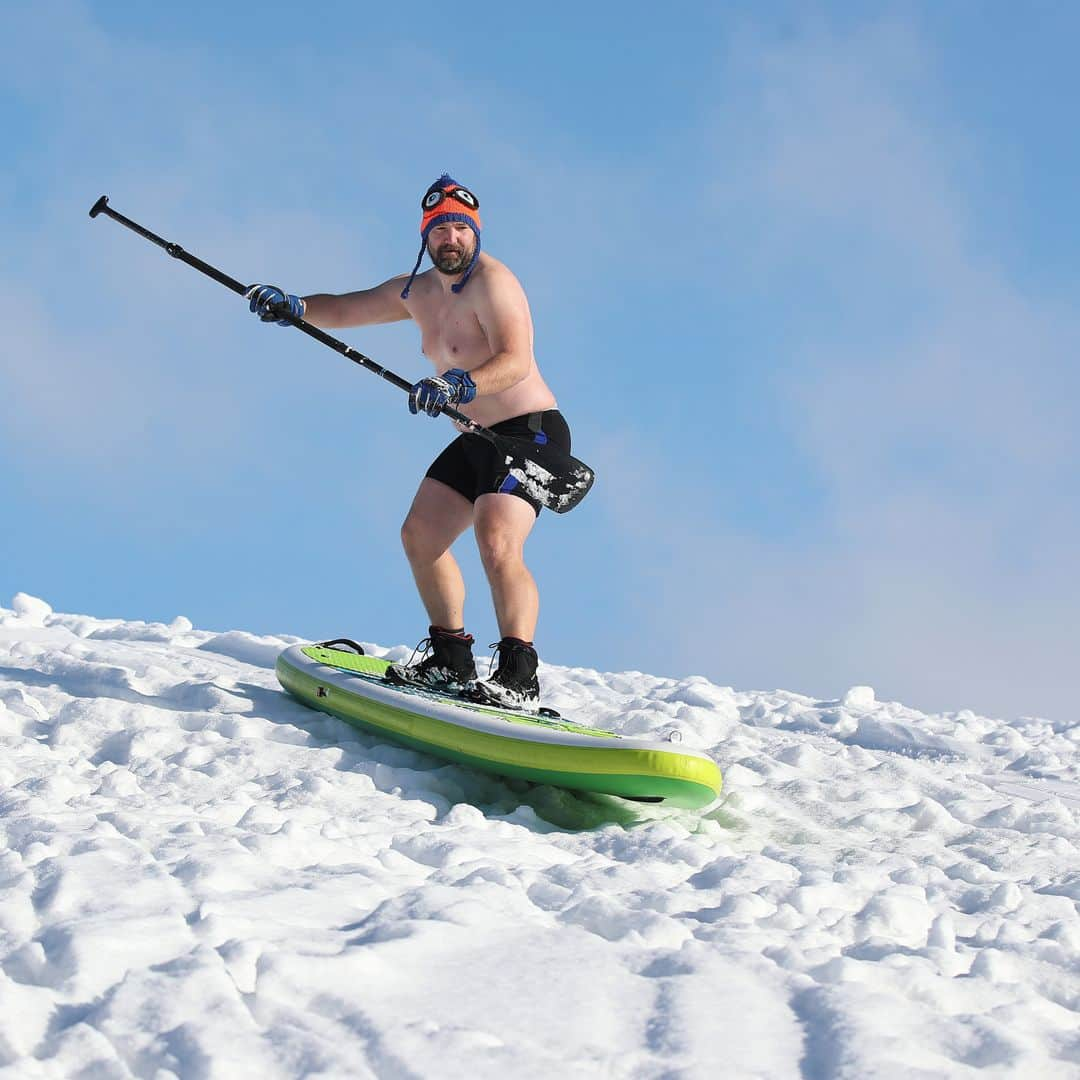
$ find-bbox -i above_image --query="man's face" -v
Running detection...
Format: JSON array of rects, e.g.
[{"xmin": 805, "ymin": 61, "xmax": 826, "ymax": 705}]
[{"xmin": 428, "ymin": 222, "xmax": 476, "ymax": 275}]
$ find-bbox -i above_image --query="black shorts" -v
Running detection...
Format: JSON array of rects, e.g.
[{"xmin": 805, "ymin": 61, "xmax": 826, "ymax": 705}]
[{"xmin": 425, "ymin": 409, "xmax": 572, "ymax": 516}]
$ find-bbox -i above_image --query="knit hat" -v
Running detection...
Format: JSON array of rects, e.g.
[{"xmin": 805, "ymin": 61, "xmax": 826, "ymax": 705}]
[{"xmin": 400, "ymin": 173, "xmax": 482, "ymax": 300}]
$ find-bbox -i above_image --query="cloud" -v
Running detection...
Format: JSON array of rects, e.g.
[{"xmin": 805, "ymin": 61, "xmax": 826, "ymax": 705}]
[
  {"xmin": 8, "ymin": 5, "xmax": 1072, "ymax": 723},
  {"xmin": 0, "ymin": 0, "xmax": 657, "ymax": 649},
  {"xmin": 605, "ymin": 15, "xmax": 1080, "ymax": 721}
]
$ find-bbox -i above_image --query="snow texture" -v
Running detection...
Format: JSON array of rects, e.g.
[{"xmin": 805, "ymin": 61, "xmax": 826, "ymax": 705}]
[{"xmin": 0, "ymin": 595, "xmax": 1078, "ymax": 1079}]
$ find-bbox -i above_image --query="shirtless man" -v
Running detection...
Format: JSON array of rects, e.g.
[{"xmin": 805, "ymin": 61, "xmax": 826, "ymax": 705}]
[{"xmin": 246, "ymin": 174, "xmax": 571, "ymax": 709}]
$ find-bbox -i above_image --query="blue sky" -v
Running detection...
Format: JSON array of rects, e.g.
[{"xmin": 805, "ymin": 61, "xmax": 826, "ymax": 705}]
[{"xmin": 3, "ymin": 1, "xmax": 1078, "ymax": 722}]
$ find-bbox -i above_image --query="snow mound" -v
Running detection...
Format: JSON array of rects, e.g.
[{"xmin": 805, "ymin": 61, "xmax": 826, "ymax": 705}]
[
  {"xmin": 0, "ymin": 603, "xmax": 1077, "ymax": 1078},
  {"xmin": 842, "ymin": 684, "xmax": 876, "ymax": 708},
  {"xmin": 5, "ymin": 593, "xmax": 54, "ymax": 626},
  {"xmin": 198, "ymin": 630, "xmax": 299, "ymax": 669}
]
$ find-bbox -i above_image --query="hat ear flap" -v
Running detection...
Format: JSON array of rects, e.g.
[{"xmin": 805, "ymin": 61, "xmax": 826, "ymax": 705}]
[{"xmin": 400, "ymin": 237, "xmax": 427, "ymax": 300}]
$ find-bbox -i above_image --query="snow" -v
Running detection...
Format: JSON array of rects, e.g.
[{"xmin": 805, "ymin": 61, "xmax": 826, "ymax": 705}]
[
  {"xmin": 6, "ymin": 593, "xmax": 53, "ymax": 627},
  {"xmin": 0, "ymin": 595, "xmax": 1077, "ymax": 1078}
]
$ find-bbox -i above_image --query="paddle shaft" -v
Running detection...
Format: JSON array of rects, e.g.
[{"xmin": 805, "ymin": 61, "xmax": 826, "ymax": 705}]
[{"xmin": 88, "ymin": 195, "xmax": 490, "ymax": 438}]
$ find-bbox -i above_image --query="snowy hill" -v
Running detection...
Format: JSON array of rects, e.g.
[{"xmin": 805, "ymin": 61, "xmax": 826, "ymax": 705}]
[{"xmin": 1, "ymin": 594, "xmax": 1078, "ymax": 1078}]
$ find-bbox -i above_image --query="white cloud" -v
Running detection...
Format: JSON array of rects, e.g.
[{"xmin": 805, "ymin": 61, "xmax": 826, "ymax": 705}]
[
  {"xmin": 9, "ymin": 6, "xmax": 1073, "ymax": 723},
  {"xmin": 608, "ymin": 15, "xmax": 1080, "ymax": 721}
]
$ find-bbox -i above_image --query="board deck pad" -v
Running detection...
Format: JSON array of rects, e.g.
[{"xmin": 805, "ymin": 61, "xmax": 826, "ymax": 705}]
[{"xmin": 301, "ymin": 646, "xmax": 620, "ymax": 739}]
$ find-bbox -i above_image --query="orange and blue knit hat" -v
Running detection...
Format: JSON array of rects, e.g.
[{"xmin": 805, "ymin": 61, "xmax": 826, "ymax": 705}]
[{"xmin": 400, "ymin": 173, "xmax": 483, "ymax": 300}]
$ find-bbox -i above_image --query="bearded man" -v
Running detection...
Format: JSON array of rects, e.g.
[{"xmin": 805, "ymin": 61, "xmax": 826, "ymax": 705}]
[{"xmin": 246, "ymin": 175, "xmax": 572, "ymax": 710}]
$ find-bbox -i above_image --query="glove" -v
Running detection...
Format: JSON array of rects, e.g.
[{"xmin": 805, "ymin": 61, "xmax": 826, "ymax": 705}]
[
  {"xmin": 408, "ymin": 368, "xmax": 478, "ymax": 417},
  {"xmin": 245, "ymin": 284, "xmax": 305, "ymax": 325}
]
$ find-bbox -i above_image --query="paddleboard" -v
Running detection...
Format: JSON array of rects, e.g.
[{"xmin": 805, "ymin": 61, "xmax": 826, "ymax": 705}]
[{"xmin": 276, "ymin": 642, "xmax": 722, "ymax": 809}]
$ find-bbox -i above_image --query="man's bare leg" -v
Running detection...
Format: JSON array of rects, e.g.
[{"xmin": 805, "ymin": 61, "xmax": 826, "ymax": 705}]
[
  {"xmin": 400, "ymin": 479, "xmax": 475, "ymax": 629},
  {"xmin": 473, "ymin": 493, "xmax": 540, "ymax": 641}
]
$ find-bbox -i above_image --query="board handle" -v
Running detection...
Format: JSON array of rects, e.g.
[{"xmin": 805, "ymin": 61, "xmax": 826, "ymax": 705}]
[{"xmin": 315, "ymin": 639, "xmax": 366, "ymax": 655}]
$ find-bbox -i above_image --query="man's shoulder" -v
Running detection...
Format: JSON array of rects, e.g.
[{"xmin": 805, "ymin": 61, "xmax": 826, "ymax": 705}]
[
  {"xmin": 401, "ymin": 267, "xmax": 439, "ymax": 298},
  {"xmin": 475, "ymin": 251, "xmax": 514, "ymax": 277},
  {"xmin": 472, "ymin": 253, "xmax": 525, "ymax": 296}
]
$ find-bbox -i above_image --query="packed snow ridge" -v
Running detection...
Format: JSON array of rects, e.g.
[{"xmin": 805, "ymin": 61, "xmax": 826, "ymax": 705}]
[{"xmin": 0, "ymin": 593, "xmax": 1078, "ymax": 1079}]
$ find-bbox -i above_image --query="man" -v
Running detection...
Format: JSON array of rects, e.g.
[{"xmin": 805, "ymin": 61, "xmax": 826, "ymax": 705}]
[{"xmin": 246, "ymin": 174, "xmax": 571, "ymax": 710}]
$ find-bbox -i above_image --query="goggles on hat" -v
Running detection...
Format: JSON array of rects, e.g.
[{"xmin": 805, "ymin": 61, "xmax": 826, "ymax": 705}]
[{"xmin": 422, "ymin": 186, "xmax": 480, "ymax": 212}]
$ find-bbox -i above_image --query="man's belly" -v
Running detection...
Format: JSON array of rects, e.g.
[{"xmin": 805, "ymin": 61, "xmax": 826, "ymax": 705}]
[{"xmin": 455, "ymin": 371, "xmax": 558, "ymax": 428}]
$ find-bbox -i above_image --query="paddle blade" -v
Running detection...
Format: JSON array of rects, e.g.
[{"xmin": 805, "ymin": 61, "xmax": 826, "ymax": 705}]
[{"xmin": 493, "ymin": 434, "xmax": 596, "ymax": 513}]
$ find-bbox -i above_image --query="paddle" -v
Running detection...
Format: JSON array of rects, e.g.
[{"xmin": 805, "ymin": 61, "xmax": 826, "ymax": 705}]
[{"xmin": 88, "ymin": 196, "xmax": 595, "ymax": 513}]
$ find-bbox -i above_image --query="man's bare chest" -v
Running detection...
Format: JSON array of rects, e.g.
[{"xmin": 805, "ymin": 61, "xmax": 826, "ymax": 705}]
[{"xmin": 416, "ymin": 302, "xmax": 490, "ymax": 369}]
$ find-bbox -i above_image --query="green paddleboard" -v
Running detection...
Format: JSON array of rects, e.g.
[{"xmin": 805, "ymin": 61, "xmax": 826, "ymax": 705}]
[{"xmin": 276, "ymin": 643, "xmax": 722, "ymax": 809}]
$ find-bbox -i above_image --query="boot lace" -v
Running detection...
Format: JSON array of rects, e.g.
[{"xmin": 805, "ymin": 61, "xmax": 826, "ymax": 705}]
[
  {"xmin": 404, "ymin": 636, "xmax": 434, "ymax": 670},
  {"xmin": 486, "ymin": 639, "xmax": 534, "ymax": 681}
]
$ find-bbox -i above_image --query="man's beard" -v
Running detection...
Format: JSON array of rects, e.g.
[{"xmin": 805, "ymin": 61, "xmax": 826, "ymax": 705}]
[{"xmin": 430, "ymin": 239, "xmax": 474, "ymax": 275}]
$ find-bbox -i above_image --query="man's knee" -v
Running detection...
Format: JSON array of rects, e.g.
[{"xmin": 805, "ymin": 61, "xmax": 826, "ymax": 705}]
[
  {"xmin": 400, "ymin": 514, "xmax": 421, "ymax": 557},
  {"xmin": 474, "ymin": 494, "xmax": 535, "ymax": 571},
  {"xmin": 475, "ymin": 524, "xmax": 524, "ymax": 572},
  {"xmin": 401, "ymin": 513, "xmax": 446, "ymax": 563},
  {"xmin": 401, "ymin": 481, "xmax": 473, "ymax": 562},
  {"xmin": 399, "ymin": 516, "xmax": 444, "ymax": 565}
]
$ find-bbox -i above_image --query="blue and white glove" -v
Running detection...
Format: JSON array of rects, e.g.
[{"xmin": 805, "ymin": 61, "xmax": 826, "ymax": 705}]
[
  {"xmin": 408, "ymin": 368, "xmax": 477, "ymax": 417},
  {"xmin": 245, "ymin": 283, "xmax": 305, "ymax": 325}
]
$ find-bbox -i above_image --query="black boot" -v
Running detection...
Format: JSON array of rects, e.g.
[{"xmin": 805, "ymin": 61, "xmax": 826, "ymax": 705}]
[
  {"xmin": 384, "ymin": 626, "xmax": 477, "ymax": 694},
  {"xmin": 469, "ymin": 637, "xmax": 541, "ymax": 711}
]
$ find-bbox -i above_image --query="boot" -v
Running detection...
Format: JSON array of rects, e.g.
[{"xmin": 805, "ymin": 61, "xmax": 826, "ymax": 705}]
[
  {"xmin": 384, "ymin": 626, "xmax": 477, "ymax": 694},
  {"xmin": 468, "ymin": 637, "xmax": 540, "ymax": 711}
]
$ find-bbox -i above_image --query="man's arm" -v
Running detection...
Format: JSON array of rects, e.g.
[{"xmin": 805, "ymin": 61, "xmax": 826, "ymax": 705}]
[
  {"xmin": 302, "ymin": 276, "xmax": 412, "ymax": 328},
  {"xmin": 464, "ymin": 268, "xmax": 535, "ymax": 396}
]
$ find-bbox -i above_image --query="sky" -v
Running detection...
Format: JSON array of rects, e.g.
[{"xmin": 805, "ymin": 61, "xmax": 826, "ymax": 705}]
[{"xmin": 2, "ymin": 1, "xmax": 1078, "ymax": 723}]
